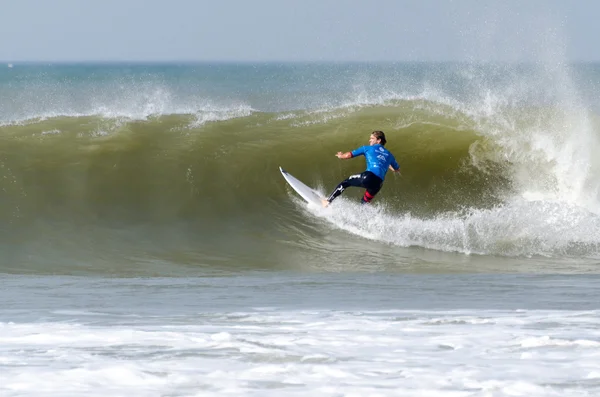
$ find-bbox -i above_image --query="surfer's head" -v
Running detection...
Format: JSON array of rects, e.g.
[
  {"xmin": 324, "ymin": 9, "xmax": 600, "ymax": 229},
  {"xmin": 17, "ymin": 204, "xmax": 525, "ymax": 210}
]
[{"xmin": 369, "ymin": 130, "xmax": 387, "ymax": 146}]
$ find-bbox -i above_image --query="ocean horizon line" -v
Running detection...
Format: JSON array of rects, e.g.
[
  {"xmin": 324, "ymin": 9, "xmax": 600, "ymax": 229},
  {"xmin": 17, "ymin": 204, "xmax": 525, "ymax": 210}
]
[{"xmin": 4, "ymin": 59, "xmax": 600, "ymax": 66}]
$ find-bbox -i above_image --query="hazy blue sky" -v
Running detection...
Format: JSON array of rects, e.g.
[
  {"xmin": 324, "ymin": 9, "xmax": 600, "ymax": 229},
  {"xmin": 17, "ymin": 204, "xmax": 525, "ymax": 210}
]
[{"xmin": 1, "ymin": 0, "xmax": 599, "ymax": 62}]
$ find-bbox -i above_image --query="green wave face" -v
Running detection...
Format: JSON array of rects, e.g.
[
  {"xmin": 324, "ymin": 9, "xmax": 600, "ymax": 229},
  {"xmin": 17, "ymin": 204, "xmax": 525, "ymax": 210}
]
[
  {"xmin": 0, "ymin": 101, "xmax": 510, "ymax": 224},
  {"xmin": 2, "ymin": 99, "xmax": 600, "ymax": 269}
]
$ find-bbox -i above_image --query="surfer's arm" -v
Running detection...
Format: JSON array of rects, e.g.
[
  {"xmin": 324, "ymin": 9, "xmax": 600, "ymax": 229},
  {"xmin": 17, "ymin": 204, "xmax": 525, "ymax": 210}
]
[
  {"xmin": 336, "ymin": 151, "xmax": 353, "ymax": 159},
  {"xmin": 389, "ymin": 157, "xmax": 401, "ymax": 173},
  {"xmin": 336, "ymin": 146, "xmax": 365, "ymax": 159},
  {"xmin": 389, "ymin": 165, "xmax": 401, "ymax": 176}
]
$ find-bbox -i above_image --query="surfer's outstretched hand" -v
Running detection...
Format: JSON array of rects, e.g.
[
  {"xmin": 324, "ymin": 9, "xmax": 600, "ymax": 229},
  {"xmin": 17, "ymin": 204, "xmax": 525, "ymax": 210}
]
[{"xmin": 335, "ymin": 151, "xmax": 351, "ymax": 159}]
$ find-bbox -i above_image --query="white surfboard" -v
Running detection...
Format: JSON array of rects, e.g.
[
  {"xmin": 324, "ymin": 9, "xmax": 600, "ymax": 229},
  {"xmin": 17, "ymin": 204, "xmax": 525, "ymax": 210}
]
[{"xmin": 279, "ymin": 166, "xmax": 325, "ymax": 207}]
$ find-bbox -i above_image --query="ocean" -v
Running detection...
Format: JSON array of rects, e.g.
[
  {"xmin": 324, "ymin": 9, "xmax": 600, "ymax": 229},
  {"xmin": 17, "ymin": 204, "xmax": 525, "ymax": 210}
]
[{"xmin": 1, "ymin": 61, "xmax": 599, "ymax": 396}]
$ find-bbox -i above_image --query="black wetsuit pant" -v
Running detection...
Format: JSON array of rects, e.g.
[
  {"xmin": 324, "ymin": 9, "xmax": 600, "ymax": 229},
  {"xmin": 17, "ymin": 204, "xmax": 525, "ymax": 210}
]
[{"xmin": 326, "ymin": 171, "xmax": 383, "ymax": 204}]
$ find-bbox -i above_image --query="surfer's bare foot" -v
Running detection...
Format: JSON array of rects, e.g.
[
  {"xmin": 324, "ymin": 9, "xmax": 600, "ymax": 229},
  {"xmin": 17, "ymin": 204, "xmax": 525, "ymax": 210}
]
[{"xmin": 321, "ymin": 199, "xmax": 330, "ymax": 208}]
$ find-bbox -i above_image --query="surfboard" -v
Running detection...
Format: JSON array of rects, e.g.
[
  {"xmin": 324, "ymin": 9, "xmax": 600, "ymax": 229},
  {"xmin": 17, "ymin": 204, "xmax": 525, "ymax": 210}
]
[{"xmin": 279, "ymin": 166, "xmax": 326, "ymax": 207}]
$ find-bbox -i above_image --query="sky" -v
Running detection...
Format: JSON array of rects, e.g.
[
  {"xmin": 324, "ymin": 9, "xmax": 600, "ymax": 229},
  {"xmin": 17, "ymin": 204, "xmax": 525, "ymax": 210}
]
[{"xmin": 1, "ymin": 0, "xmax": 599, "ymax": 62}]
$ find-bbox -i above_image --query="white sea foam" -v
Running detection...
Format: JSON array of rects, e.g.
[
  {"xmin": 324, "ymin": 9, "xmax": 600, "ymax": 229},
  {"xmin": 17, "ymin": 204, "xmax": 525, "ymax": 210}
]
[
  {"xmin": 1, "ymin": 309, "xmax": 599, "ymax": 396},
  {"xmin": 313, "ymin": 197, "xmax": 600, "ymax": 258}
]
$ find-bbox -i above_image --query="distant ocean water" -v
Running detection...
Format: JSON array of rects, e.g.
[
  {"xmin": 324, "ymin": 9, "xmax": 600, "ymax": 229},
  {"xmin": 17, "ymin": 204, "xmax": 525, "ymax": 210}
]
[{"xmin": 1, "ymin": 62, "xmax": 599, "ymax": 396}]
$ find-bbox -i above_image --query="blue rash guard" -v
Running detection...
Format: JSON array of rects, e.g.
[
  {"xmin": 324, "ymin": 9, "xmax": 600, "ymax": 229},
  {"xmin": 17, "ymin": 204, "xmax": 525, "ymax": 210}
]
[{"xmin": 351, "ymin": 144, "xmax": 399, "ymax": 180}]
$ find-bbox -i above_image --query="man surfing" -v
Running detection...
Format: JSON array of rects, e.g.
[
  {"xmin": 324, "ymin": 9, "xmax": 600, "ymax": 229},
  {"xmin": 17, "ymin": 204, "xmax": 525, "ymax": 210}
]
[{"xmin": 322, "ymin": 130, "xmax": 400, "ymax": 207}]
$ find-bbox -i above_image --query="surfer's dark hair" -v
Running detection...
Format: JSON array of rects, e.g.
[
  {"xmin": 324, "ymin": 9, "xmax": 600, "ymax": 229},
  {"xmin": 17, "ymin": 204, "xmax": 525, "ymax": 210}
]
[{"xmin": 372, "ymin": 130, "xmax": 387, "ymax": 146}]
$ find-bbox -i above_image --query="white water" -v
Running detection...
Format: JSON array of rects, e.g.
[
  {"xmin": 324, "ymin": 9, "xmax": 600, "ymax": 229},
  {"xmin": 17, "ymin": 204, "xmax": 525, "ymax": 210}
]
[
  {"xmin": 1, "ymin": 275, "xmax": 599, "ymax": 397},
  {"xmin": 317, "ymin": 198, "xmax": 600, "ymax": 258},
  {"xmin": 2, "ymin": 309, "xmax": 600, "ymax": 396}
]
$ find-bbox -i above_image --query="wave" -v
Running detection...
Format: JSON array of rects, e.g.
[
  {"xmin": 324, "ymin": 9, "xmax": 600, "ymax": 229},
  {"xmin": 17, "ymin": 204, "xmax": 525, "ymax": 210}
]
[
  {"xmin": 0, "ymin": 102, "xmax": 500, "ymax": 217},
  {"xmin": 1, "ymin": 97, "xmax": 600, "ymax": 264}
]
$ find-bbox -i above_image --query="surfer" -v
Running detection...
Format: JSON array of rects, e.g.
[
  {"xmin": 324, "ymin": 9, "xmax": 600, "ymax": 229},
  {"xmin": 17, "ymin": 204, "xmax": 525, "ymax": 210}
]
[{"xmin": 323, "ymin": 130, "xmax": 400, "ymax": 207}]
